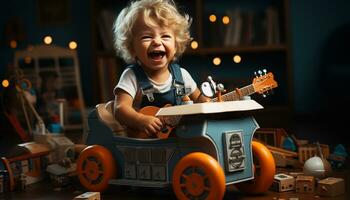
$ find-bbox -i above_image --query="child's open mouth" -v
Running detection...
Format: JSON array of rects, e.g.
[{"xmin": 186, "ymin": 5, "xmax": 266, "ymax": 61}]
[{"xmin": 148, "ymin": 50, "xmax": 166, "ymax": 60}]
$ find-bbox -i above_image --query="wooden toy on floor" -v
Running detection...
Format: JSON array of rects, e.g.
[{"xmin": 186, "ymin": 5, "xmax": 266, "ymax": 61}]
[
  {"xmin": 73, "ymin": 192, "xmax": 100, "ymax": 200},
  {"xmin": 295, "ymin": 175, "xmax": 315, "ymax": 193},
  {"xmin": 317, "ymin": 177, "xmax": 345, "ymax": 197},
  {"xmin": 270, "ymin": 173, "xmax": 295, "ymax": 192}
]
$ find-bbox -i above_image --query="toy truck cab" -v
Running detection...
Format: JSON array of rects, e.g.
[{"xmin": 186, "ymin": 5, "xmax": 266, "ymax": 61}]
[{"xmin": 77, "ymin": 100, "xmax": 275, "ymax": 200}]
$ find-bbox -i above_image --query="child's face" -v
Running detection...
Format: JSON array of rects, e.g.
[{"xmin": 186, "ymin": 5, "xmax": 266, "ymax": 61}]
[{"xmin": 132, "ymin": 16, "xmax": 176, "ymax": 72}]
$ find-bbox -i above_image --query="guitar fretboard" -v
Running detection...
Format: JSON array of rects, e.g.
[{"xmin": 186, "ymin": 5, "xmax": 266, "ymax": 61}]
[{"xmin": 211, "ymin": 84, "xmax": 255, "ymax": 102}]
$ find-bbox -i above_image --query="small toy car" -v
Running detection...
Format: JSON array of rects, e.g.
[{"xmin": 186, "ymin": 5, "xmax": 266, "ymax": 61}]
[{"xmin": 77, "ymin": 99, "xmax": 275, "ymax": 200}]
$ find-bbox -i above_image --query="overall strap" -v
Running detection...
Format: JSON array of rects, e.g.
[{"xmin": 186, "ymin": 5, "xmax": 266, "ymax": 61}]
[
  {"xmin": 169, "ymin": 63, "xmax": 186, "ymax": 105},
  {"xmin": 129, "ymin": 65, "xmax": 155, "ymax": 102}
]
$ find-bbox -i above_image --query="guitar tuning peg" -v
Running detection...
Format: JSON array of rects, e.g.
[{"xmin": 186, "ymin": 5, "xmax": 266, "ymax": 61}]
[
  {"xmin": 263, "ymin": 69, "xmax": 267, "ymax": 74},
  {"xmin": 258, "ymin": 70, "xmax": 263, "ymax": 76},
  {"xmin": 254, "ymin": 71, "xmax": 258, "ymax": 78},
  {"xmin": 262, "ymin": 93, "xmax": 266, "ymax": 98}
]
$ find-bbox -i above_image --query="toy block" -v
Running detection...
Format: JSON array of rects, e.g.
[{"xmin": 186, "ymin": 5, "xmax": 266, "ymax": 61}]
[
  {"xmin": 295, "ymin": 175, "xmax": 315, "ymax": 193},
  {"xmin": 73, "ymin": 192, "xmax": 100, "ymax": 200},
  {"xmin": 317, "ymin": 177, "xmax": 344, "ymax": 197},
  {"xmin": 288, "ymin": 171, "xmax": 304, "ymax": 178},
  {"xmin": 271, "ymin": 173, "xmax": 295, "ymax": 192}
]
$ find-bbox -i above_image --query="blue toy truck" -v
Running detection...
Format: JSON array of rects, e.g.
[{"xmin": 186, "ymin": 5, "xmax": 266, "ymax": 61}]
[{"xmin": 77, "ymin": 99, "xmax": 275, "ymax": 200}]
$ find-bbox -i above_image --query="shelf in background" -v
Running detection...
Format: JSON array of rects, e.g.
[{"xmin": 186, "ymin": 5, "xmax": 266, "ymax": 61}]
[{"xmin": 185, "ymin": 44, "xmax": 287, "ymax": 55}]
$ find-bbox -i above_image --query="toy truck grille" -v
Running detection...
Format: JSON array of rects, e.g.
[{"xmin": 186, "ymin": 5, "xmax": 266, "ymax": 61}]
[{"xmin": 223, "ymin": 131, "xmax": 246, "ymax": 172}]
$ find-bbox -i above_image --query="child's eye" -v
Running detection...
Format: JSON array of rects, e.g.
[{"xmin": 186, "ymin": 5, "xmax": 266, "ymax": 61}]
[
  {"xmin": 141, "ymin": 36, "xmax": 152, "ymax": 40},
  {"xmin": 162, "ymin": 35, "xmax": 172, "ymax": 38}
]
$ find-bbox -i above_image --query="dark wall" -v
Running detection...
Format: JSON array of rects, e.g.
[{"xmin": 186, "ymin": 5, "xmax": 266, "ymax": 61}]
[{"xmin": 290, "ymin": 0, "xmax": 350, "ymax": 114}]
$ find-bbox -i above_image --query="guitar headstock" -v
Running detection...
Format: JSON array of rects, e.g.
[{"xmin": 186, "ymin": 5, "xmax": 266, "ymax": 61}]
[{"xmin": 252, "ymin": 69, "xmax": 278, "ymax": 95}]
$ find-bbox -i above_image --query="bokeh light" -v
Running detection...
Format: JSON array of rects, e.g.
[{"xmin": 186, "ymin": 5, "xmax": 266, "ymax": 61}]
[
  {"xmin": 2, "ymin": 79, "xmax": 9, "ymax": 88},
  {"xmin": 233, "ymin": 55, "xmax": 242, "ymax": 63},
  {"xmin": 222, "ymin": 16, "xmax": 230, "ymax": 24},
  {"xmin": 209, "ymin": 14, "xmax": 217, "ymax": 22},
  {"xmin": 69, "ymin": 41, "xmax": 78, "ymax": 50},
  {"xmin": 10, "ymin": 40, "xmax": 17, "ymax": 49},
  {"xmin": 191, "ymin": 41, "xmax": 198, "ymax": 49},
  {"xmin": 43, "ymin": 36, "xmax": 53, "ymax": 45},
  {"xmin": 213, "ymin": 57, "xmax": 221, "ymax": 66}
]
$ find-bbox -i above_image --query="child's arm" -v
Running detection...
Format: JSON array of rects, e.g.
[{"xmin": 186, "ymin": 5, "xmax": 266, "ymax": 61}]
[
  {"xmin": 190, "ymin": 88, "xmax": 210, "ymax": 103},
  {"xmin": 114, "ymin": 89, "xmax": 163, "ymax": 136}
]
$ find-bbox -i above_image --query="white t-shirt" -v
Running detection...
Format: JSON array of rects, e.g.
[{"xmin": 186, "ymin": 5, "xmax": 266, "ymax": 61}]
[{"xmin": 114, "ymin": 67, "xmax": 197, "ymax": 99}]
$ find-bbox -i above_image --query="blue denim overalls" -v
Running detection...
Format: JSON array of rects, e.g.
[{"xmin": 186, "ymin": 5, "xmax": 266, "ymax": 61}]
[{"xmin": 130, "ymin": 63, "xmax": 187, "ymax": 108}]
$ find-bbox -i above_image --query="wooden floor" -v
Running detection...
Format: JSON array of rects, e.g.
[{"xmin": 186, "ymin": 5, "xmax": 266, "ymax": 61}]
[{"xmin": 1, "ymin": 171, "xmax": 349, "ymax": 200}]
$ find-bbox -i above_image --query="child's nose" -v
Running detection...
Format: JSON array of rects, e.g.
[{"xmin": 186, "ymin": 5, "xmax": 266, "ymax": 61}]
[{"xmin": 152, "ymin": 37, "xmax": 162, "ymax": 46}]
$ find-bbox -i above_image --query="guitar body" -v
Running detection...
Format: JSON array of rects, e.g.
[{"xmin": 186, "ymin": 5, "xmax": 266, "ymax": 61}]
[{"xmin": 127, "ymin": 105, "xmax": 174, "ymax": 139}]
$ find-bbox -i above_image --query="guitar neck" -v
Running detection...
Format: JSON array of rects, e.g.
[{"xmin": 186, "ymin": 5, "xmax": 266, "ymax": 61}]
[
  {"xmin": 211, "ymin": 84, "xmax": 255, "ymax": 102},
  {"xmin": 161, "ymin": 84, "xmax": 255, "ymax": 124}
]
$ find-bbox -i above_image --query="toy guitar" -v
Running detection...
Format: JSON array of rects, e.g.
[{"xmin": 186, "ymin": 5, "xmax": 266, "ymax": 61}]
[
  {"xmin": 129, "ymin": 71, "xmax": 278, "ymax": 139},
  {"xmin": 127, "ymin": 104, "xmax": 176, "ymax": 139}
]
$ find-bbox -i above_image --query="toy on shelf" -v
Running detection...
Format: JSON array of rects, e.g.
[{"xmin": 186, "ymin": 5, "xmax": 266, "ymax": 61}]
[
  {"xmin": 14, "ymin": 45, "xmax": 88, "ymax": 134},
  {"xmin": 303, "ymin": 156, "xmax": 332, "ymax": 180},
  {"xmin": 298, "ymin": 143, "xmax": 330, "ymax": 164},
  {"xmin": 76, "ymin": 72, "xmax": 278, "ymax": 200},
  {"xmin": 328, "ymin": 144, "xmax": 347, "ymax": 169},
  {"xmin": 1, "ymin": 70, "xmax": 38, "ymax": 142},
  {"xmin": 2, "ymin": 70, "xmax": 59, "ymax": 137},
  {"xmin": 303, "ymin": 142, "xmax": 332, "ymax": 180},
  {"xmin": 282, "ymin": 136, "xmax": 297, "ymax": 152}
]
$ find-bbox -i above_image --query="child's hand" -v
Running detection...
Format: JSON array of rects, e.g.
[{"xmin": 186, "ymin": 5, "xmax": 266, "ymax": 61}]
[{"xmin": 137, "ymin": 114, "xmax": 163, "ymax": 136}]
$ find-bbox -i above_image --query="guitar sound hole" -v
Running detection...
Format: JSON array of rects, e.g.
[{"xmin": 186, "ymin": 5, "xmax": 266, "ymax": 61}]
[{"xmin": 161, "ymin": 127, "xmax": 169, "ymax": 133}]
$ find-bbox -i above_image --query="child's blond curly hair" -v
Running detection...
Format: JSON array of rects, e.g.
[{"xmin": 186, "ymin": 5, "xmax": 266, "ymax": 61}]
[{"xmin": 113, "ymin": 0, "xmax": 192, "ymax": 63}]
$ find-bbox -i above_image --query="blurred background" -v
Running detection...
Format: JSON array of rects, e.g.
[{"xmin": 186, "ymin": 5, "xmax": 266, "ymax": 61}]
[{"xmin": 0, "ymin": 0, "xmax": 349, "ymax": 153}]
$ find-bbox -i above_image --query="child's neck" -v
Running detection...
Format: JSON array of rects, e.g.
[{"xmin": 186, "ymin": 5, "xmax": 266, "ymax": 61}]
[{"xmin": 143, "ymin": 65, "xmax": 170, "ymax": 83}]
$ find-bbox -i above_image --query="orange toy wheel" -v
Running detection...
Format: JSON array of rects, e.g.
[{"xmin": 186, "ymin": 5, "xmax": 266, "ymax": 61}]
[
  {"xmin": 172, "ymin": 152, "xmax": 226, "ymax": 200},
  {"xmin": 76, "ymin": 145, "xmax": 116, "ymax": 192},
  {"xmin": 236, "ymin": 141, "xmax": 275, "ymax": 194}
]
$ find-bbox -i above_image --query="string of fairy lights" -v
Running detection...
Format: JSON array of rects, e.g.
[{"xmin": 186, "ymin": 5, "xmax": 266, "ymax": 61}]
[
  {"xmin": 43, "ymin": 35, "xmax": 78, "ymax": 50},
  {"xmin": 8, "ymin": 35, "xmax": 78, "ymax": 50},
  {"xmin": 189, "ymin": 14, "xmax": 242, "ymax": 66}
]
